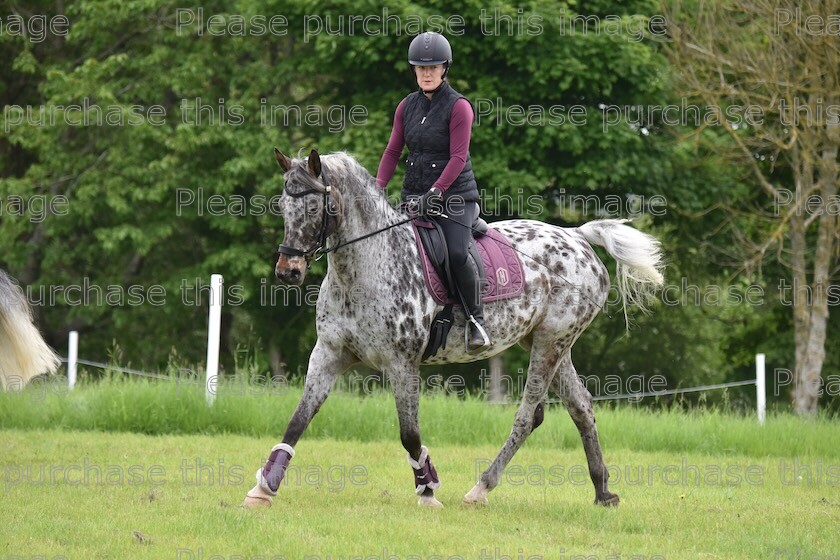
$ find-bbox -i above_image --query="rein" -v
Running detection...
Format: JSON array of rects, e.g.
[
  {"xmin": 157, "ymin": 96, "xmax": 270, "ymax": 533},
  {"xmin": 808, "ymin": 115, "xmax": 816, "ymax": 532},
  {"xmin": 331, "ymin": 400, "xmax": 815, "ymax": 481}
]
[{"xmin": 317, "ymin": 215, "xmax": 416, "ymax": 259}]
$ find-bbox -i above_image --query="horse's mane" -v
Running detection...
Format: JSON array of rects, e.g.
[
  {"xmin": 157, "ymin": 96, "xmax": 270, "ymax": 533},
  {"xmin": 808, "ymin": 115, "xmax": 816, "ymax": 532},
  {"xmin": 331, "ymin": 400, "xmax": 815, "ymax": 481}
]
[
  {"xmin": 285, "ymin": 151, "xmax": 401, "ymax": 223},
  {"xmin": 287, "ymin": 151, "xmax": 383, "ymax": 200}
]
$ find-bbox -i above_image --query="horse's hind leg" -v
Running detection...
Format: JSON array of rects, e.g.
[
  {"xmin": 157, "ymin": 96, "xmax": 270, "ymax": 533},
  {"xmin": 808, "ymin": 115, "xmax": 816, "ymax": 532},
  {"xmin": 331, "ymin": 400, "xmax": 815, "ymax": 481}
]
[
  {"xmin": 242, "ymin": 340, "xmax": 355, "ymax": 508},
  {"xmin": 388, "ymin": 363, "xmax": 442, "ymax": 508},
  {"xmin": 552, "ymin": 353, "xmax": 619, "ymax": 506},
  {"xmin": 464, "ymin": 341, "xmax": 558, "ymax": 505}
]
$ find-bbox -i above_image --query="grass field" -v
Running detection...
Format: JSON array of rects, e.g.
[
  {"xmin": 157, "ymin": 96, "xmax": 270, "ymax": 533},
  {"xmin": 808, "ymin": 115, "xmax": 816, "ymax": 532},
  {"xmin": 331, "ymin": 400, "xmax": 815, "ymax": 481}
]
[
  {"xmin": 1, "ymin": 380, "xmax": 839, "ymax": 559},
  {"xmin": 1, "ymin": 377, "xmax": 839, "ymax": 458}
]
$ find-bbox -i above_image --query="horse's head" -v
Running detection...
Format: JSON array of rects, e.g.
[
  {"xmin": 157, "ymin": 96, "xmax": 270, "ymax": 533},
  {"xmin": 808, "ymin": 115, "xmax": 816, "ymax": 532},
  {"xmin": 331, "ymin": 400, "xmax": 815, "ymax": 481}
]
[{"xmin": 273, "ymin": 148, "xmax": 342, "ymax": 285}]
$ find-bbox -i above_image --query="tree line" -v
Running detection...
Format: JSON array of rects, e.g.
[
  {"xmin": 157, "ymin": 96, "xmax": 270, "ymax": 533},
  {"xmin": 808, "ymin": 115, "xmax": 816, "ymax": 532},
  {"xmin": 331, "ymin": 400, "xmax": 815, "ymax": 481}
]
[{"xmin": 1, "ymin": 0, "xmax": 837, "ymax": 415}]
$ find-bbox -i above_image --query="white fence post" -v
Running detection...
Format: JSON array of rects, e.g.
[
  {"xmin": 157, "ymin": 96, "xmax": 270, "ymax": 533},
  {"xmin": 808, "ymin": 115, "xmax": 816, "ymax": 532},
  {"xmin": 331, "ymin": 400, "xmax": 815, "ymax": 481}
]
[
  {"xmin": 205, "ymin": 274, "xmax": 223, "ymax": 405},
  {"xmin": 68, "ymin": 331, "xmax": 78, "ymax": 390},
  {"xmin": 756, "ymin": 353, "xmax": 766, "ymax": 425}
]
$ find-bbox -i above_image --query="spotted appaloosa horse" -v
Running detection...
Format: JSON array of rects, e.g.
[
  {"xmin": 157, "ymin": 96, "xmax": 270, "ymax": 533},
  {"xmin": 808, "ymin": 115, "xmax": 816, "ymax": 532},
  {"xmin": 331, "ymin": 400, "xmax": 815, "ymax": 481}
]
[
  {"xmin": 243, "ymin": 149, "xmax": 664, "ymax": 509},
  {"xmin": 0, "ymin": 268, "xmax": 60, "ymax": 390}
]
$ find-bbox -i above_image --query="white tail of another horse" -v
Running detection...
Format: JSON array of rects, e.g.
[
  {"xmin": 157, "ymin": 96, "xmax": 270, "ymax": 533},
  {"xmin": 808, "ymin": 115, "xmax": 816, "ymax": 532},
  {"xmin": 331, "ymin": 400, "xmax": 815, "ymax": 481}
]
[
  {"xmin": 577, "ymin": 219, "xmax": 665, "ymax": 325},
  {"xmin": 0, "ymin": 269, "xmax": 60, "ymax": 389}
]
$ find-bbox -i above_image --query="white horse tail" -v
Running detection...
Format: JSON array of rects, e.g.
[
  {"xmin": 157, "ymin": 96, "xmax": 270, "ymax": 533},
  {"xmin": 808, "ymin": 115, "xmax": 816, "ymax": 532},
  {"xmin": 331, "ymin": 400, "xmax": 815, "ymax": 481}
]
[
  {"xmin": 577, "ymin": 219, "xmax": 665, "ymax": 325},
  {"xmin": 0, "ymin": 269, "xmax": 60, "ymax": 390}
]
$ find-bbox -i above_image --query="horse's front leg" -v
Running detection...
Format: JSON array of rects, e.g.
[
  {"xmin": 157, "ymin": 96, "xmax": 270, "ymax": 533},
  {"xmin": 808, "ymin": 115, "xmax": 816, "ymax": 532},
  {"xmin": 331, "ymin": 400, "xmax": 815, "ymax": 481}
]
[
  {"xmin": 388, "ymin": 363, "xmax": 443, "ymax": 508},
  {"xmin": 242, "ymin": 340, "xmax": 355, "ymax": 508}
]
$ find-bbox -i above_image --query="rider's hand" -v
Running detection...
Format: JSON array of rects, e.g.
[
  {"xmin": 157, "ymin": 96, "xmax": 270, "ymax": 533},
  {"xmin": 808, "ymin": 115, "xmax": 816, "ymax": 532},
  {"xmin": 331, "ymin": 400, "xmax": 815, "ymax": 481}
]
[{"xmin": 411, "ymin": 188, "xmax": 444, "ymax": 217}]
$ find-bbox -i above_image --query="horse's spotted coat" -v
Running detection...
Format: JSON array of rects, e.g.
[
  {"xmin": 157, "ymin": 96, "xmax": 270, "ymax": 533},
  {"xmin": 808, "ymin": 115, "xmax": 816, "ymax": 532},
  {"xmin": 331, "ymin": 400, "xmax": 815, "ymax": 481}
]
[{"xmin": 256, "ymin": 150, "xmax": 663, "ymax": 508}]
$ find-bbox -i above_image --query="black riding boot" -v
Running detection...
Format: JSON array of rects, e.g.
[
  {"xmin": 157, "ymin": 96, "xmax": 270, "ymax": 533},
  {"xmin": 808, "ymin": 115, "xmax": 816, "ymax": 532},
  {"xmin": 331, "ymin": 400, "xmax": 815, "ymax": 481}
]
[{"xmin": 452, "ymin": 253, "xmax": 491, "ymax": 353}]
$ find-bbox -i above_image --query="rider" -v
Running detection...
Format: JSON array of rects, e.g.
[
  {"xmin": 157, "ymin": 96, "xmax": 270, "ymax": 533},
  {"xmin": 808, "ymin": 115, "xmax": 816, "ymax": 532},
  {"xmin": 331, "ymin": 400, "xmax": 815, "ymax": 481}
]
[{"xmin": 376, "ymin": 31, "xmax": 491, "ymax": 353}]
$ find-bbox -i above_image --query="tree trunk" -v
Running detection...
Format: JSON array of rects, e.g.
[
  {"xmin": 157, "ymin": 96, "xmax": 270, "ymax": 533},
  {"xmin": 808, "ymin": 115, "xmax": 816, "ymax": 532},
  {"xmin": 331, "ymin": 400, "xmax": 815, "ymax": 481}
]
[
  {"xmin": 789, "ymin": 146, "xmax": 814, "ymax": 415},
  {"xmin": 794, "ymin": 140, "xmax": 839, "ymax": 416}
]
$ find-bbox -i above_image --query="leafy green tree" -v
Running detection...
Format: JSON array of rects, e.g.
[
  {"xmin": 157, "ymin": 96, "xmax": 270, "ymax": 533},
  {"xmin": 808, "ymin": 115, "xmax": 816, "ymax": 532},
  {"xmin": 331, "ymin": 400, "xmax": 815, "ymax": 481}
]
[
  {"xmin": 1, "ymin": 0, "xmax": 796, "ymax": 407},
  {"xmin": 663, "ymin": 0, "xmax": 840, "ymax": 415}
]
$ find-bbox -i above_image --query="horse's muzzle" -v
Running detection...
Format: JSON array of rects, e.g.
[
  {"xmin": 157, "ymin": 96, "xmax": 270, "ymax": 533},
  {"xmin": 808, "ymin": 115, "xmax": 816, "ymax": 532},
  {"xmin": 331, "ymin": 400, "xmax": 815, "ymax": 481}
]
[{"xmin": 275, "ymin": 254, "xmax": 306, "ymax": 285}]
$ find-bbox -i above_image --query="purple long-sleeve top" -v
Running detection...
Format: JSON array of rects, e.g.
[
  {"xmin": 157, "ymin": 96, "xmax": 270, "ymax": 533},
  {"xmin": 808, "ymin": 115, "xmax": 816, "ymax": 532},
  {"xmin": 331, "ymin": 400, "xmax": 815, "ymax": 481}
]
[{"xmin": 376, "ymin": 97, "xmax": 474, "ymax": 192}]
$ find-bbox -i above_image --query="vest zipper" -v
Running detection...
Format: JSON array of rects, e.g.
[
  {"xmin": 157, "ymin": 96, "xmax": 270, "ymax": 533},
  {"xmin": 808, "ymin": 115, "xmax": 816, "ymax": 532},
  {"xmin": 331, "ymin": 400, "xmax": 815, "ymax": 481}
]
[{"xmin": 419, "ymin": 100, "xmax": 429, "ymax": 188}]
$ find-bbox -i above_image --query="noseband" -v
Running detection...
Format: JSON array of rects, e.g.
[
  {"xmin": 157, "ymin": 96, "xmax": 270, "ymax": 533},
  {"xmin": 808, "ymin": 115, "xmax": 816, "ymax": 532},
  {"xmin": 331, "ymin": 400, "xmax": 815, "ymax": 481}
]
[{"xmin": 274, "ymin": 167, "xmax": 335, "ymax": 269}]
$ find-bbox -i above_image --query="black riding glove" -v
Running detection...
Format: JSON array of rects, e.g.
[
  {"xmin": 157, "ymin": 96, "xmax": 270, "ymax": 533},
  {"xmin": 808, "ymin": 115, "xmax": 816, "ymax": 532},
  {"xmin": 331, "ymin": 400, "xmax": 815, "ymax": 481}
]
[{"xmin": 411, "ymin": 188, "xmax": 444, "ymax": 218}]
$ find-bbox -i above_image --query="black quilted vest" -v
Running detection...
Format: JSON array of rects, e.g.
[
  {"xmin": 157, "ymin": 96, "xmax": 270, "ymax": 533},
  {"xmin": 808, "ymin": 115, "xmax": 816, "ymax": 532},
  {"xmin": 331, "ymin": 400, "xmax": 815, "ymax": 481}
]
[{"xmin": 401, "ymin": 82, "xmax": 479, "ymax": 202}]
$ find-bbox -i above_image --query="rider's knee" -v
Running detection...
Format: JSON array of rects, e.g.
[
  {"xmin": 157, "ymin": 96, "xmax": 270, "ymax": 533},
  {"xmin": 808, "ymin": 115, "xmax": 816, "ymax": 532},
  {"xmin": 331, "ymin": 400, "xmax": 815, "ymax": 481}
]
[{"xmin": 447, "ymin": 243, "xmax": 471, "ymax": 269}]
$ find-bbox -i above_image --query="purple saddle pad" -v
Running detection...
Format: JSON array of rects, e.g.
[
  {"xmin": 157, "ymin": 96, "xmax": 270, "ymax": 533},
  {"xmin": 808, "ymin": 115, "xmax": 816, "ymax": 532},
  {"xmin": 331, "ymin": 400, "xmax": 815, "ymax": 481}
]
[{"xmin": 412, "ymin": 222, "xmax": 525, "ymax": 305}]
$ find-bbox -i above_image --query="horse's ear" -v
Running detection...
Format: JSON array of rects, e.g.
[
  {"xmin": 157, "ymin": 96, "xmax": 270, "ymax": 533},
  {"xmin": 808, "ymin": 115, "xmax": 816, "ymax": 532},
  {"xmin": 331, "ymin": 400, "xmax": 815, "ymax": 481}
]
[
  {"xmin": 274, "ymin": 147, "xmax": 291, "ymax": 172},
  {"xmin": 307, "ymin": 149, "xmax": 322, "ymax": 178}
]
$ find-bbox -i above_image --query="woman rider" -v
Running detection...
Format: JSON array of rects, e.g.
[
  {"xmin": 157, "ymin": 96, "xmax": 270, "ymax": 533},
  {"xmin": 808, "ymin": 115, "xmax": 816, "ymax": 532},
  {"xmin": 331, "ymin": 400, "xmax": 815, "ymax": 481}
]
[{"xmin": 376, "ymin": 31, "xmax": 491, "ymax": 353}]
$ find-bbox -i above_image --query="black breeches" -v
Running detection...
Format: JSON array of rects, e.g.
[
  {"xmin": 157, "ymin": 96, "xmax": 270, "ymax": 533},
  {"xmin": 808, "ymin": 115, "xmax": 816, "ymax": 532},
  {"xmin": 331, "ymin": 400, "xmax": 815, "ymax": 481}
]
[{"xmin": 434, "ymin": 201, "xmax": 479, "ymax": 270}]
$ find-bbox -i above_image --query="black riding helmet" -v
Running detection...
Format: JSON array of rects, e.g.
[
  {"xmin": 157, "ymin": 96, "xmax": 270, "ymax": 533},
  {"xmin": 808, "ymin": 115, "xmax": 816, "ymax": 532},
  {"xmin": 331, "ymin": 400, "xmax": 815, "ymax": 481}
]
[{"xmin": 408, "ymin": 32, "xmax": 452, "ymax": 78}]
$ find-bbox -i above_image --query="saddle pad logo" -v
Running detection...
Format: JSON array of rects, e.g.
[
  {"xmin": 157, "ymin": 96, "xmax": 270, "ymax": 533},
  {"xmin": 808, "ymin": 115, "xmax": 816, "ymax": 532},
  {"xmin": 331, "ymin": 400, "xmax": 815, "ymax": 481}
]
[{"xmin": 496, "ymin": 268, "xmax": 509, "ymax": 286}]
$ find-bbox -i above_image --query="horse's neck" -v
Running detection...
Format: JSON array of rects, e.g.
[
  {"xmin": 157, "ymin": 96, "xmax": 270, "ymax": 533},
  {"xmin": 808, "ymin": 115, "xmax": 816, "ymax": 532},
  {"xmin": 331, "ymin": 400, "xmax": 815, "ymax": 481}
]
[
  {"xmin": 326, "ymin": 185, "xmax": 416, "ymax": 284},
  {"xmin": 342, "ymin": 183, "xmax": 403, "ymax": 237}
]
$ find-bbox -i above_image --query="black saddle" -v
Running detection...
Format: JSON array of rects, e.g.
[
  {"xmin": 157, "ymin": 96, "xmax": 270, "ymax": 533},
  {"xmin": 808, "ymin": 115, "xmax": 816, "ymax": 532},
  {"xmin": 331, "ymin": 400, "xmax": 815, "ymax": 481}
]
[
  {"xmin": 414, "ymin": 216, "xmax": 488, "ymax": 360},
  {"xmin": 414, "ymin": 216, "xmax": 488, "ymax": 296}
]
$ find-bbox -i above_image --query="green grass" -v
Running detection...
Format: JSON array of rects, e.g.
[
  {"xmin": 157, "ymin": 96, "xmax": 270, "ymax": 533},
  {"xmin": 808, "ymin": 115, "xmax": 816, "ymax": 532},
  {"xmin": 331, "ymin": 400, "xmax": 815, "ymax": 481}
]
[
  {"xmin": 2, "ymin": 429, "xmax": 839, "ymax": 560},
  {"xmin": 2, "ymin": 378, "xmax": 838, "ymax": 558},
  {"xmin": 1, "ymin": 376, "xmax": 839, "ymax": 459}
]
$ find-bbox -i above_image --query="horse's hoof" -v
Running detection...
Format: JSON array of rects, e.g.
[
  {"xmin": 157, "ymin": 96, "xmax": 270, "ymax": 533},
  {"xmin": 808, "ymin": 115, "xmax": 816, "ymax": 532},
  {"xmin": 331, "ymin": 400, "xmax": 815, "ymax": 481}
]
[
  {"xmin": 242, "ymin": 484, "xmax": 273, "ymax": 508},
  {"xmin": 417, "ymin": 495, "xmax": 443, "ymax": 508},
  {"xmin": 595, "ymin": 493, "xmax": 620, "ymax": 507},
  {"xmin": 463, "ymin": 483, "xmax": 489, "ymax": 505}
]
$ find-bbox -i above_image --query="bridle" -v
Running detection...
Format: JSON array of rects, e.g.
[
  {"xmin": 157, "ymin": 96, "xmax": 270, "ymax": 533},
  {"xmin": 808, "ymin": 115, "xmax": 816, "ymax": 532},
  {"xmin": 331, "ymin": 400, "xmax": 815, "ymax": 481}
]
[
  {"xmin": 274, "ymin": 166, "xmax": 336, "ymax": 268},
  {"xmin": 273, "ymin": 165, "xmax": 418, "ymax": 270}
]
